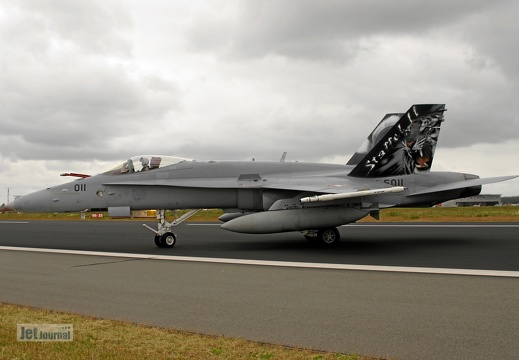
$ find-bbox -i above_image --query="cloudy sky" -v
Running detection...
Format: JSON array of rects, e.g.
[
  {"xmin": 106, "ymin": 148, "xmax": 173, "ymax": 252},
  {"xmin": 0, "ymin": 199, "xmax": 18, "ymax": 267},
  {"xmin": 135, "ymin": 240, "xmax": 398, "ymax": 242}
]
[{"xmin": 1, "ymin": 0, "xmax": 519, "ymax": 201}]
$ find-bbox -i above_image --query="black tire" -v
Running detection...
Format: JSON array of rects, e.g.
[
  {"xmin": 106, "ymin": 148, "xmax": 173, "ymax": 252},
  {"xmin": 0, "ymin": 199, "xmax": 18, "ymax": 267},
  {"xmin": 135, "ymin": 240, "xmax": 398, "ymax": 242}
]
[
  {"xmin": 160, "ymin": 232, "xmax": 176, "ymax": 248},
  {"xmin": 317, "ymin": 228, "xmax": 340, "ymax": 246},
  {"xmin": 154, "ymin": 235, "xmax": 164, "ymax": 248}
]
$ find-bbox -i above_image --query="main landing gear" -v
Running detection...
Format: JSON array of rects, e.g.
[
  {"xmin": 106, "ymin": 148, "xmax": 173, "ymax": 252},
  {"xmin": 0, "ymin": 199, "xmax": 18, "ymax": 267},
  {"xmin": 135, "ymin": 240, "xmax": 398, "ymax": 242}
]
[
  {"xmin": 303, "ymin": 227, "xmax": 341, "ymax": 246},
  {"xmin": 143, "ymin": 209, "xmax": 201, "ymax": 248}
]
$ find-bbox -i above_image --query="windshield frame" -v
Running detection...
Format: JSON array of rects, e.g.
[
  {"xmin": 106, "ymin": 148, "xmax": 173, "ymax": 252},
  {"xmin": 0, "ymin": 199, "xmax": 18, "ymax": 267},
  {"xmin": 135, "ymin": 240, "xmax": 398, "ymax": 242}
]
[{"xmin": 102, "ymin": 155, "xmax": 193, "ymax": 175}]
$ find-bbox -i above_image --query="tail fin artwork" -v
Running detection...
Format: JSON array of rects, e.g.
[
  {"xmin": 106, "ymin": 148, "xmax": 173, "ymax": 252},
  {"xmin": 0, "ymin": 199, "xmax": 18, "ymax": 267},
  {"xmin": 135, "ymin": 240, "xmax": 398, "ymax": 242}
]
[
  {"xmin": 347, "ymin": 112, "xmax": 405, "ymax": 166},
  {"xmin": 348, "ymin": 104, "xmax": 446, "ymax": 177}
]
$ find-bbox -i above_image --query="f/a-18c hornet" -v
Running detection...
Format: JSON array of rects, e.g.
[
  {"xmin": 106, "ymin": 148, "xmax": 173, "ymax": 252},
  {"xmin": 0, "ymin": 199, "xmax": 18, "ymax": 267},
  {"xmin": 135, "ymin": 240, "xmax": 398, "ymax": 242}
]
[{"xmin": 5, "ymin": 104, "xmax": 518, "ymax": 248}]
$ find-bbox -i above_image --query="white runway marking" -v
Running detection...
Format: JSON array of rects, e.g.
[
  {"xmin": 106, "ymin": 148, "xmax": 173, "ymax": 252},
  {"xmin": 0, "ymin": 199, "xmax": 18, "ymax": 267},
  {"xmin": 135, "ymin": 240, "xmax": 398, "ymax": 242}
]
[
  {"xmin": 0, "ymin": 221, "xmax": 29, "ymax": 224},
  {"xmin": 1, "ymin": 245, "xmax": 519, "ymax": 278}
]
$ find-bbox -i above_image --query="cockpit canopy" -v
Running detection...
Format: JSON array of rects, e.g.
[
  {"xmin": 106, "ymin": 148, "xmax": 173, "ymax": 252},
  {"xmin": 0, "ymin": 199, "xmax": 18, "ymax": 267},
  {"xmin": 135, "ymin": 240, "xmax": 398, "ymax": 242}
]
[{"xmin": 103, "ymin": 155, "xmax": 193, "ymax": 175}]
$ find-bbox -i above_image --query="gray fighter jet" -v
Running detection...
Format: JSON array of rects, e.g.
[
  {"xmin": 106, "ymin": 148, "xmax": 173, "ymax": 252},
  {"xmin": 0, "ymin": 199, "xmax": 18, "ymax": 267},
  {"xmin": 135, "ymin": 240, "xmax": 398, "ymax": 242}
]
[{"xmin": 6, "ymin": 104, "xmax": 517, "ymax": 247}]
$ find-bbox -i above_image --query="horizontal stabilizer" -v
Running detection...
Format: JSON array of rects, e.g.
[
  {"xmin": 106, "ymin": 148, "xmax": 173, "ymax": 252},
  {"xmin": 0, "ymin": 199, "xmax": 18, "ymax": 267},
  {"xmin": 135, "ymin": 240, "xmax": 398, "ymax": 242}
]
[
  {"xmin": 300, "ymin": 186, "xmax": 406, "ymax": 203},
  {"xmin": 408, "ymin": 175, "xmax": 519, "ymax": 196}
]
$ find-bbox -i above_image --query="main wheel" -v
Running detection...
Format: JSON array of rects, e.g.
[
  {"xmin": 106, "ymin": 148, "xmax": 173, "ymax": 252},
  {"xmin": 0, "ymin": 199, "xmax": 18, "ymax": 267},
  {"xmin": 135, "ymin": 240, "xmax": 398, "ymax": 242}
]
[
  {"xmin": 160, "ymin": 232, "xmax": 177, "ymax": 248},
  {"xmin": 317, "ymin": 227, "xmax": 340, "ymax": 246}
]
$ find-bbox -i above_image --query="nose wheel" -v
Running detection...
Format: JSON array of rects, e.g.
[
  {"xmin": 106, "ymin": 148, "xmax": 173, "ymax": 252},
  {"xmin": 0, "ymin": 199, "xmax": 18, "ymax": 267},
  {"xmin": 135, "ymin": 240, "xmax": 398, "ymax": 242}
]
[
  {"xmin": 154, "ymin": 233, "xmax": 177, "ymax": 248},
  {"xmin": 144, "ymin": 209, "xmax": 200, "ymax": 248}
]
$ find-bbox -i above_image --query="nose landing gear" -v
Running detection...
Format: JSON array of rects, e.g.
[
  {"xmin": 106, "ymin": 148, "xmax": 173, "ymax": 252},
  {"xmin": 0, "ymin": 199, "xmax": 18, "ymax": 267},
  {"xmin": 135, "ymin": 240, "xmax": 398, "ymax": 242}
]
[{"xmin": 144, "ymin": 209, "xmax": 201, "ymax": 248}]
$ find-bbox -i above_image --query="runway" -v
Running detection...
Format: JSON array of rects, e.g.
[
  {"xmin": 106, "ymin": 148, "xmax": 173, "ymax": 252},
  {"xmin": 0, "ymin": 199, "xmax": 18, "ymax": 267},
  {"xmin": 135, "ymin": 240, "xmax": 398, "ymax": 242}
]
[
  {"xmin": 1, "ymin": 221, "xmax": 519, "ymax": 360},
  {"xmin": 1, "ymin": 220, "xmax": 519, "ymax": 271}
]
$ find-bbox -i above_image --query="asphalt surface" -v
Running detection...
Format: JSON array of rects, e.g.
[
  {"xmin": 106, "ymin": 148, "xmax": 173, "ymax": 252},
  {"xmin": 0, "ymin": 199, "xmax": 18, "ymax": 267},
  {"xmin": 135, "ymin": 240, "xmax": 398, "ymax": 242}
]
[
  {"xmin": 1, "ymin": 220, "xmax": 519, "ymax": 270},
  {"xmin": 1, "ymin": 221, "xmax": 519, "ymax": 360}
]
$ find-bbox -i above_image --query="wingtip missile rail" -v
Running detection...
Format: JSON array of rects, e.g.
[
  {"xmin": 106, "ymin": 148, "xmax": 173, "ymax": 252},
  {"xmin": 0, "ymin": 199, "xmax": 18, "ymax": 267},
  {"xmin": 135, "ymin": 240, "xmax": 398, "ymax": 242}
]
[{"xmin": 300, "ymin": 186, "xmax": 406, "ymax": 203}]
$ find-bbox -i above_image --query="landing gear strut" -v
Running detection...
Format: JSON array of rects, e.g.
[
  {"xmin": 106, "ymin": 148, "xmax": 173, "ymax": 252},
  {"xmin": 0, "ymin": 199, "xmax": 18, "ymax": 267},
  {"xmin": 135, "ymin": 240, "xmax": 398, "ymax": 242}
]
[
  {"xmin": 303, "ymin": 227, "xmax": 341, "ymax": 246},
  {"xmin": 143, "ymin": 209, "xmax": 200, "ymax": 248}
]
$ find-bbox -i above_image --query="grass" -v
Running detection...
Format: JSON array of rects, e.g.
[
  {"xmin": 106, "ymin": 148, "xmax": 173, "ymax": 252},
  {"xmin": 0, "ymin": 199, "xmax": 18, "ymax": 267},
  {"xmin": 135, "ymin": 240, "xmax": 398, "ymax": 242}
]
[
  {"xmin": 358, "ymin": 206, "xmax": 519, "ymax": 223},
  {"xmin": 0, "ymin": 303, "xmax": 377, "ymax": 360},
  {"xmin": 2, "ymin": 206, "xmax": 519, "ymax": 222},
  {"xmin": 0, "ymin": 209, "xmax": 223, "ymax": 222}
]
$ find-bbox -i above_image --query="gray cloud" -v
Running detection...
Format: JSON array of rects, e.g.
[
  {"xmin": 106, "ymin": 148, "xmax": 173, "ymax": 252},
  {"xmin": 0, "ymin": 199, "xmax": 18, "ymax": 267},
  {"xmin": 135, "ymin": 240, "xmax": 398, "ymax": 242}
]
[
  {"xmin": 0, "ymin": 60, "xmax": 181, "ymax": 160},
  {"xmin": 6, "ymin": 0, "xmax": 133, "ymax": 56},
  {"xmin": 187, "ymin": 0, "xmax": 507, "ymax": 63},
  {"xmin": 1, "ymin": 0, "xmax": 518, "ymax": 196},
  {"xmin": 181, "ymin": 0, "xmax": 519, "ymax": 150},
  {"xmin": 0, "ymin": 0, "xmax": 181, "ymax": 161}
]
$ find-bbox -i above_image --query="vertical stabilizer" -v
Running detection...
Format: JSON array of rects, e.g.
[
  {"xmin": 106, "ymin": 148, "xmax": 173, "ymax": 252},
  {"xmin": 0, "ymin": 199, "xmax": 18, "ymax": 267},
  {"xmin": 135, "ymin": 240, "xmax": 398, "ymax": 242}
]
[
  {"xmin": 348, "ymin": 104, "xmax": 445, "ymax": 177},
  {"xmin": 347, "ymin": 113, "xmax": 404, "ymax": 165}
]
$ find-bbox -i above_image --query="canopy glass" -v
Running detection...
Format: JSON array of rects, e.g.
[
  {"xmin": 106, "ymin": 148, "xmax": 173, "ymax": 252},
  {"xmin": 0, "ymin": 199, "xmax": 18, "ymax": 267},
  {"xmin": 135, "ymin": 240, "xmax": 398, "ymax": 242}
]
[{"xmin": 103, "ymin": 155, "xmax": 193, "ymax": 175}]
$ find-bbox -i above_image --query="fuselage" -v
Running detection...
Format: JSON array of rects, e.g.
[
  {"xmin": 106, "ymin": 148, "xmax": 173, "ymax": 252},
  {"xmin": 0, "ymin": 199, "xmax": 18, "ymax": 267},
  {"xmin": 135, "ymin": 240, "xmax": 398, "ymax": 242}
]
[{"xmin": 10, "ymin": 159, "xmax": 480, "ymax": 214}]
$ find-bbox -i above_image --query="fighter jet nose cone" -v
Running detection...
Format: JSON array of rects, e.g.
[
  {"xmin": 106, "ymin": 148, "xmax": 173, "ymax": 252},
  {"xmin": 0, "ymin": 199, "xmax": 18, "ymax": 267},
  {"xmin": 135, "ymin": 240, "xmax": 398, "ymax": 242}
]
[{"xmin": 7, "ymin": 189, "xmax": 53, "ymax": 213}]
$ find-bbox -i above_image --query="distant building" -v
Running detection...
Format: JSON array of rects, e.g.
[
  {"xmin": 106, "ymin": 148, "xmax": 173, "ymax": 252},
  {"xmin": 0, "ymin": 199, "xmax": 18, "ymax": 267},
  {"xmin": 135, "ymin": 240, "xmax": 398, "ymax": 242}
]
[{"xmin": 441, "ymin": 194, "xmax": 501, "ymax": 207}]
